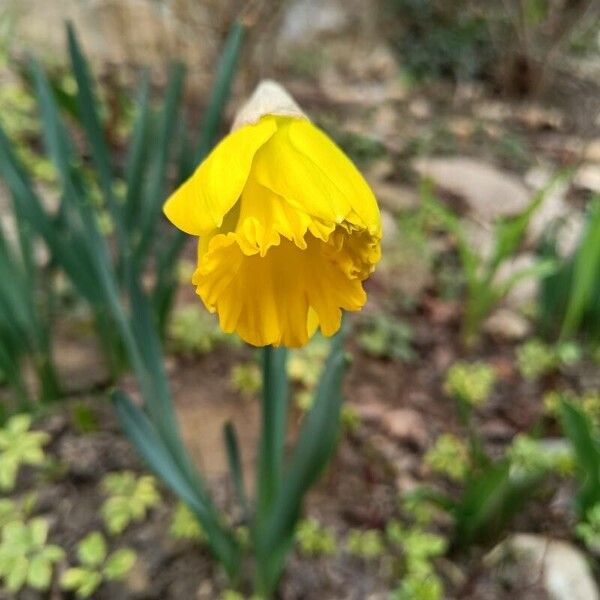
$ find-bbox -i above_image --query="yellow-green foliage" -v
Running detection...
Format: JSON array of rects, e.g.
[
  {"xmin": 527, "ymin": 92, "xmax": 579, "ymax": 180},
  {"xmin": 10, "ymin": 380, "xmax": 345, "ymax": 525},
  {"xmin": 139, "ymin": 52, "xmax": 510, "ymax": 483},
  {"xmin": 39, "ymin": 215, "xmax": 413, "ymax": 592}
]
[
  {"xmin": 357, "ymin": 314, "xmax": 415, "ymax": 361},
  {"xmin": 545, "ymin": 390, "xmax": 600, "ymax": 429},
  {"xmin": 346, "ymin": 529, "xmax": 385, "ymax": 559},
  {"xmin": 170, "ymin": 502, "xmax": 205, "ymax": 542},
  {"xmin": 516, "ymin": 339, "xmax": 557, "ymax": 380},
  {"xmin": 576, "ymin": 503, "xmax": 600, "ymax": 552},
  {"xmin": 390, "ymin": 572, "xmax": 444, "ymax": 600},
  {"xmin": 444, "ymin": 362, "xmax": 496, "ymax": 406},
  {"xmin": 424, "ymin": 434, "xmax": 470, "ymax": 481},
  {"xmin": 295, "ymin": 518, "xmax": 336, "ymax": 557},
  {"xmin": 100, "ymin": 472, "xmax": 160, "ymax": 534},
  {"xmin": 288, "ymin": 334, "xmax": 330, "ymax": 389},
  {"xmin": 0, "ymin": 493, "xmax": 37, "ymax": 528},
  {"xmin": 0, "ymin": 415, "xmax": 49, "ymax": 491},
  {"xmin": 168, "ymin": 305, "xmax": 236, "ymax": 355},
  {"xmin": 230, "ymin": 362, "xmax": 262, "ymax": 396},
  {"xmin": 507, "ymin": 434, "xmax": 574, "ymax": 477},
  {"xmin": 0, "ymin": 518, "xmax": 64, "ymax": 593},
  {"xmin": 387, "ymin": 521, "xmax": 446, "ymax": 600},
  {"xmin": 61, "ymin": 532, "xmax": 136, "ymax": 598}
]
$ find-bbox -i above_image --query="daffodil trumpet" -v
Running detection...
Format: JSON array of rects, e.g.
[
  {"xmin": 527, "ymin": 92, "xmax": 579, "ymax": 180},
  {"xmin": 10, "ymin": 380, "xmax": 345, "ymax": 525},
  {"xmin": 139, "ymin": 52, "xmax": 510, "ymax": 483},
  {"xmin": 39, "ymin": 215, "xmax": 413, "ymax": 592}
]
[{"xmin": 164, "ymin": 80, "xmax": 381, "ymax": 347}]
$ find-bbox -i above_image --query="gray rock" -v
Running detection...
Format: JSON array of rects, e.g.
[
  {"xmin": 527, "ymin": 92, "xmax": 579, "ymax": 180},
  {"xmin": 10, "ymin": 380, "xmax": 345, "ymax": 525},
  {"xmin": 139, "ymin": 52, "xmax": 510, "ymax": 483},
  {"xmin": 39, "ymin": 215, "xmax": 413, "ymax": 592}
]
[
  {"xmin": 487, "ymin": 534, "xmax": 599, "ymax": 600},
  {"xmin": 278, "ymin": 0, "xmax": 349, "ymax": 47},
  {"xmin": 524, "ymin": 166, "xmax": 571, "ymax": 246},
  {"xmin": 493, "ymin": 253, "xmax": 539, "ymax": 309},
  {"xmin": 414, "ymin": 157, "xmax": 531, "ymax": 221},
  {"xmin": 384, "ymin": 408, "xmax": 428, "ymax": 449},
  {"xmin": 484, "ymin": 308, "xmax": 530, "ymax": 341}
]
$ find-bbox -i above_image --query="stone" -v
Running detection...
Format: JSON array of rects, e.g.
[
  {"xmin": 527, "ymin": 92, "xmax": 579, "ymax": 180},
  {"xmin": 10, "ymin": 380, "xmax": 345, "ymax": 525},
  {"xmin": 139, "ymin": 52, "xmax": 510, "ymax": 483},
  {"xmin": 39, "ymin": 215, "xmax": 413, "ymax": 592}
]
[
  {"xmin": 384, "ymin": 408, "xmax": 428, "ymax": 448},
  {"xmin": 575, "ymin": 164, "xmax": 600, "ymax": 194},
  {"xmin": 484, "ymin": 308, "xmax": 530, "ymax": 341},
  {"xmin": 372, "ymin": 182, "xmax": 420, "ymax": 214},
  {"xmin": 493, "ymin": 253, "xmax": 539, "ymax": 309},
  {"xmin": 414, "ymin": 157, "xmax": 531, "ymax": 221},
  {"xmin": 524, "ymin": 166, "xmax": 571, "ymax": 246},
  {"xmin": 462, "ymin": 218, "xmax": 495, "ymax": 261},
  {"xmin": 351, "ymin": 399, "xmax": 387, "ymax": 424},
  {"xmin": 555, "ymin": 212, "xmax": 585, "ymax": 257},
  {"xmin": 486, "ymin": 534, "xmax": 599, "ymax": 600},
  {"xmin": 381, "ymin": 209, "xmax": 399, "ymax": 251},
  {"xmin": 277, "ymin": 0, "xmax": 349, "ymax": 47}
]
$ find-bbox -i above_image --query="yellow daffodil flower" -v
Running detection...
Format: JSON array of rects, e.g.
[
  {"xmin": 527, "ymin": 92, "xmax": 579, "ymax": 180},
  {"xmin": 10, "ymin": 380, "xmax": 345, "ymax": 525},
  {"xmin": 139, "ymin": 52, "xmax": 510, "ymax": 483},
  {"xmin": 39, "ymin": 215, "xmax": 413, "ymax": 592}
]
[{"xmin": 164, "ymin": 81, "xmax": 381, "ymax": 347}]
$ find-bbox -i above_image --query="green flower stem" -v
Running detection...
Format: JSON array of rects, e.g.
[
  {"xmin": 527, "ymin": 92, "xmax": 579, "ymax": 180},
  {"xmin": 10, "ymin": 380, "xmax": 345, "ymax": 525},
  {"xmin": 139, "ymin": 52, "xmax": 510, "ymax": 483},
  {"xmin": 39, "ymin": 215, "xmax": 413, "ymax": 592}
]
[{"xmin": 256, "ymin": 346, "xmax": 289, "ymax": 522}]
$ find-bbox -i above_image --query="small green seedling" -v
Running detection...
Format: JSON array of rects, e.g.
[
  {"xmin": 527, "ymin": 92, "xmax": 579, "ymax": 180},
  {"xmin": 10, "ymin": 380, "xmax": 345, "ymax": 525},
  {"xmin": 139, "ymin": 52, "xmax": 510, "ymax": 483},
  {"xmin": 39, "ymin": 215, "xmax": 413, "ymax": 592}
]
[
  {"xmin": 346, "ymin": 529, "xmax": 385, "ymax": 560},
  {"xmin": 288, "ymin": 334, "xmax": 330, "ymax": 389},
  {"xmin": 101, "ymin": 472, "xmax": 160, "ymax": 534},
  {"xmin": 0, "ymin": 518, "xmax": 64, "ymax": 593},
  {"xmin": 0, "ymin": 414, "xmax": 49, "ymax": 491},
  {"xmin": 168, "ymin": 305, "xmax": 235, "ymax": 355},
  {"xmin": 390, "ymin": 572, "xmax": 444, "ymax": 600},
  {"xmin": 230, "ymin": 362, "xmax": 262, "ymax": 396},
  {"xmin": 516, "ymin": 339, "xmax": 557, "ymax": 380},
  {"xmin": 444, "ymin": 362, "xmax": 496, "ymax": 406},
  {"xmin": 170, "ymin": 502, "xmax": 206, "ymax": 542},
  {"xmin": 576, "ymin": 503, "xmax": 600, "ymax": 552},
  {"xmin": 386, "ymin": 521, "xmax": 447, "ymax": 572},
  {"xmin": 507, "ymin": 434, "xmax": 574, "ymax": 477},
  {"xmin": 61, "ymin": 531, "xmax": 136, "ymax": 598},
  {"xmin": 357, "ymin": 314, "xmax": 415, "ymax": 362},
  {"xmin": 295, "ymin": 518, "xmax": 336, "ymax": 557},
  {"xmin": 0, "ymin": 493, "xmax": 37, "ymax": 528},
  {"xmin": 386, "ymin": 522, "xmax": 446, "ymax": 600},
  {"xmin": 424, "ymin": 434, "xmax": 470, "ymax": 482},
  {"xmin": 221, "ymin": 591, "xmax": 264, "ymax": 600},
  {"xmin": 545, "ymin": 389, "xmax": 600, "ymax": 429}
]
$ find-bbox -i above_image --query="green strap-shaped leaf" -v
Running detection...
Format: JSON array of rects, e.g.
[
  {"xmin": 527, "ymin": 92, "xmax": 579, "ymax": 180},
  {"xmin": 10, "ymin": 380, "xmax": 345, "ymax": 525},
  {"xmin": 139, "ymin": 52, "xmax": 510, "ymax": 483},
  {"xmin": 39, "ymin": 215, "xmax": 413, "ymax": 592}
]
[
  {"xmin": 560, "ymin": 199, "xmax": 600, "ymax": 339},
  {"xmin": 134, "ymin": 63, "xmax": 185, "ymax": 264},
  {"xmin": 124, "ymin": 72, "xmax": 152, "ymax": 231},
  {"xmin": 66, "ymin": 23, "xmax": 127, "ymax": 255},
  {"xmin": 153, "ymin": 20, "xmax": 246, "ymax": 334},
  {"xmin": 191, "ymin": 20, "xmax": 245, "ymax": 169},
  {"xmin": 255, "ymin": 327, "xmax": 348, "ymax": 594},
  {"xmin": 223, "ymin": 420, "xmax": 249, "ymax": 519},
  {"xmin": 112, "ymin": 391, "xmax": 240, "ymax": 577},
  {"xmin": 559, "ymin": 399, "xmax": 600, "ymax": 516},
  {"xmin": 452, "ymin": 461, "xmax": 541, "ymax": 548}
]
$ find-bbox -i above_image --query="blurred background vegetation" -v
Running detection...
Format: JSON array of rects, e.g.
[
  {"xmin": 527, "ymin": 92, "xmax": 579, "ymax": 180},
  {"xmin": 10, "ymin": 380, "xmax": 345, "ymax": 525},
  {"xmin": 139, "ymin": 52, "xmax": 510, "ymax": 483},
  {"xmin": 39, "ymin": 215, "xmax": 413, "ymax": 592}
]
[{"xmin": 0, "ymin": 0, "xmax": 599, "ymax": 598}]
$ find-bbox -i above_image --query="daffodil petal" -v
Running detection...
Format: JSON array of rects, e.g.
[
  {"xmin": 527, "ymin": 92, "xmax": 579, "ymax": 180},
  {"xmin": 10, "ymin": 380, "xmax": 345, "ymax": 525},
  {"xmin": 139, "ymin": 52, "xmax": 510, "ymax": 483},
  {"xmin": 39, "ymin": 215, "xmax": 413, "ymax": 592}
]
[
  {"xmin": 252, "ymin": 118, "xmax": 352, "ymax": 225},
  {"xmin": 235, "ymin": 178, "xmax": 313, "ymax": 255},
  {"xmin": 163, "ymin": 117, "xmax": 277, "ymax": 235},
  {"xmin": 288, "ymin": 119, "xmax": 381, "ymax": 235},
  {"xmin": 195, "ymin": 232, "xmax": 367, "ymax": 347}
]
